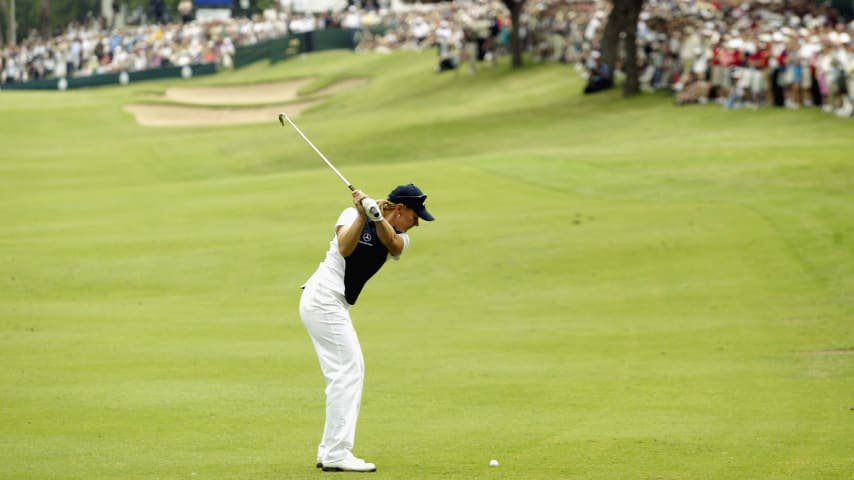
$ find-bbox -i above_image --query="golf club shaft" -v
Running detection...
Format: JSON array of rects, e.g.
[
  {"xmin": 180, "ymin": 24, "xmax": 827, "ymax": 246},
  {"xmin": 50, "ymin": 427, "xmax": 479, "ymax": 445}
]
[{"xmin": 279, "ymin": 113, "xmax": 354, "ymax": 191}]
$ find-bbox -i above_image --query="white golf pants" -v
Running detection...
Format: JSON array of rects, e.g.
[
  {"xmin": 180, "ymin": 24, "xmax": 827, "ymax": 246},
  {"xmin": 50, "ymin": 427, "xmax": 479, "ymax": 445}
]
[{"xmin": 299, "ymin": 281, "xmax": 365, "ymax": 464}]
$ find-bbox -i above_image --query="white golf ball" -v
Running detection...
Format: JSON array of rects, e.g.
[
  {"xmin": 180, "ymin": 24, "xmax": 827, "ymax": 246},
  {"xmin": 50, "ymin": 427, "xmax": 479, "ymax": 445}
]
[{"xmin": 489, "ymin": 459, "xmax": 499, "ymax": 467}]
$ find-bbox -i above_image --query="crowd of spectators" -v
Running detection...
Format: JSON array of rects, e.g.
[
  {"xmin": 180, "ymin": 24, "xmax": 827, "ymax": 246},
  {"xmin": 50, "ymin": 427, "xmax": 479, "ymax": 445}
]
[
  {"xmin": 620, "ymin": 0, "xmax": 854, "ymax": 117},
  {"xmin": 407, "ymin": 0, "xmax": 854, "ymax": 118},
  {"xmin": 0, "ymin": 4, "xmax": 382, "ymax": 85},
  {"xmin": 2, "ymin": 0, "xmax": 852, "ymax": 117},
  {"xmin": 1, "ymin": 14, "xmax": 264, "ymax": 83},
  {"xmin": 353, "ymin": 0, "xmax": 854, "ymax": 117}
]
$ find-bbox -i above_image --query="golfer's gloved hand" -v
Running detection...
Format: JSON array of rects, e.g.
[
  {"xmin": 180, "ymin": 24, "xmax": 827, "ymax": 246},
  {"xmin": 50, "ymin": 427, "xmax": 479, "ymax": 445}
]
[{"xmin": 361, "ymin": 197, "xmax": 383, "ymax": 222}]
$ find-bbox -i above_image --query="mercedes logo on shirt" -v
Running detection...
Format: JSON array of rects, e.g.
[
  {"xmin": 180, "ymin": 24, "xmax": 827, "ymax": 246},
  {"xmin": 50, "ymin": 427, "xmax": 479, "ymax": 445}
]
[{"xmin": 361, "ymin": 232, "xmax": 372, "ymax": 244}]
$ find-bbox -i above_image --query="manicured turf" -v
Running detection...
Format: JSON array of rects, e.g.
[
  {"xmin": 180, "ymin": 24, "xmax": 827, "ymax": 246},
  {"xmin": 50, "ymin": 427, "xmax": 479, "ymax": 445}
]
[{"xmin": 1, "ymin": 50, "xmax": 852, "ymax": 479}]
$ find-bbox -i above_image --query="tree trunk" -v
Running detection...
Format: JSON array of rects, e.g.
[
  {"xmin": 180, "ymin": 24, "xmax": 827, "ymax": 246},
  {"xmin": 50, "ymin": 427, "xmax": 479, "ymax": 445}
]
[
  {"xmin": 6, "ymin": 0, "xmax": 14, "ymax": 46},
  {"xmin": 40, "ymin": 0, "xmax": 51, "ymax": 38},
  {"xmin": 600, "ymin": 3, "xmax": 622, "ymax": 78},
  {"xmin": 501, "ymin": 0, "xmax": 526, "ymax": 68},
  {"xmin": 622, "ymin": 0, "xmax": 645, "ymax": 96},
  {"xmin": 600, "ymin": 0, "xmax": 646, "ymax": 96},
  {"xmin": 621, "ymin": 0, "xmax": 644, "ymax": 96},
  {"xmin": 0, "ymin": 0, "xmax": 7, "ymax": 47}
]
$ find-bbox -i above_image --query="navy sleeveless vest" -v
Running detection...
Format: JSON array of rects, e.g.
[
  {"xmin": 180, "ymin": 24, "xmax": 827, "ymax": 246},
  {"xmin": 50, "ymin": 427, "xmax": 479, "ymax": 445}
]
[{"xmin": 343, "ymin": 220, "xmax": 390, "ymax": 305}]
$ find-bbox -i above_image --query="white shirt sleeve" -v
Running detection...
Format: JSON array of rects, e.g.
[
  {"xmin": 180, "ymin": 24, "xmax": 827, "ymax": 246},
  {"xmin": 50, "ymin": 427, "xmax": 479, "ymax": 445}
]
[
  {"xmin": 391, "ymin": 233, "xmax": 409, "ymax": 261},
  {"xmin": 335, "ymin": 207, "xmax": 359, "ymax": 230}
]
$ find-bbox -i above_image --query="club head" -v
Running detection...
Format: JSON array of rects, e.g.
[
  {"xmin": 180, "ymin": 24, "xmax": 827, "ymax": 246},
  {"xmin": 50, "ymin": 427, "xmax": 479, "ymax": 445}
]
[{"xmin": 278, "ymin": 113, "xmax": 286, "ymax": 126}]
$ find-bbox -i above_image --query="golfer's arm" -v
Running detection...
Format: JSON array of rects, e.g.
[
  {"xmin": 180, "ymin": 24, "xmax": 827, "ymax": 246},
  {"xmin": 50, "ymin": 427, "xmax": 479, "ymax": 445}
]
[
  {"xmin": 337, "ymin": 215, "xmax": 367, "ymax": 257},
  {"xmin": 375, "ymin": 219, "xmax": 404, "ymax": 256}
]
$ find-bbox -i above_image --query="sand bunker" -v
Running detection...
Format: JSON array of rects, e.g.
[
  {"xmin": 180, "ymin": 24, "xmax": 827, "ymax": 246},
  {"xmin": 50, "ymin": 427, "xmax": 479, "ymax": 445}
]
[
  {"xmin": 124, "ymin": 101, "xmax": 319, "ymax": 127},
  {"xmin": 164, "ymin": 78, "xmax": 316, "ymax": 105},
  {"xmin": 125, "ymin": 77, "xmax": 368, "ymax": 127}
]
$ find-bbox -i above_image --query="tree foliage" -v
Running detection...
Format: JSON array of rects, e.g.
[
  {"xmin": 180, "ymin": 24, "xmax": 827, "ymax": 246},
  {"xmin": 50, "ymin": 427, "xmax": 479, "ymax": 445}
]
[{"xmin": 10, "ymin": 0, "xmax": 101, "ymax": 40}]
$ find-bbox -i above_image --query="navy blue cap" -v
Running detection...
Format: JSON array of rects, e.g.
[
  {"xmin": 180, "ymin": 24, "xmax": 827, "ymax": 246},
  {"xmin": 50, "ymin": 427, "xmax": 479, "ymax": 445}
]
[{"xmin": 388, "ymin": 184, "xmax": 434, "ymax": 221}]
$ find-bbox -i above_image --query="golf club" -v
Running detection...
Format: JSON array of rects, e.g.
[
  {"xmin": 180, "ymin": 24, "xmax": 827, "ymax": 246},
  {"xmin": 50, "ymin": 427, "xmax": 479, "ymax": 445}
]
[{"xmin": 278, "ymin": 113, "xmax": 382, "ymax": 221}]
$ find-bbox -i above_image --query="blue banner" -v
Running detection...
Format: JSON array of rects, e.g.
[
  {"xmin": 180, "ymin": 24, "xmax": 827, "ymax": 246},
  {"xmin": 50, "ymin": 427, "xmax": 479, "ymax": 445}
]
[{"xmin": 194, "ymin": 0, "xmax": 233, "ymax": 6}]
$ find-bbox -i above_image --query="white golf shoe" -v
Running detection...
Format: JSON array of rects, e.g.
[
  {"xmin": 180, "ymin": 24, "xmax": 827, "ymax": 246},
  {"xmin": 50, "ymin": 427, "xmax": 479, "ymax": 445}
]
[{"xmin": 320, "ymin": 454, "xmax": 376, "ymax": 473}]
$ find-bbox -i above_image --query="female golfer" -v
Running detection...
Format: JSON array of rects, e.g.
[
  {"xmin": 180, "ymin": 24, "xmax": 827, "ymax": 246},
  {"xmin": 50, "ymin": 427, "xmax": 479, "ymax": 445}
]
[{"xmin": 300, "ymin": 183, "xmax": 434, "ymax": 472}]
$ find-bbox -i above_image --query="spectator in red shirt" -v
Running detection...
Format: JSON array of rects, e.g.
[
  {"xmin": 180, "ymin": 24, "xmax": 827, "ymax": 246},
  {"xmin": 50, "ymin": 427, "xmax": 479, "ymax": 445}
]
[{"xmin": 747, "ymin": 41, "xmax": 771, "ymax": 106}]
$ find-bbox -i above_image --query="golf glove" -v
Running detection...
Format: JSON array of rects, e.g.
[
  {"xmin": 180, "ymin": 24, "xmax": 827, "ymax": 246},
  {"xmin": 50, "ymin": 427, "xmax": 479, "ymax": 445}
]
[{"xmin": 361, "ymin": 197, "xmax": 383, "ymax": 222}]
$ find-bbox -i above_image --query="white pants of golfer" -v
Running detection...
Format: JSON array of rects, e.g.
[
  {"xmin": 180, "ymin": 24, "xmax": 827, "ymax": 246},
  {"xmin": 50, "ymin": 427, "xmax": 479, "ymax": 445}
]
[{"xmin": 300, "ymin": 280, "xmax": 365, "ymax": 464}]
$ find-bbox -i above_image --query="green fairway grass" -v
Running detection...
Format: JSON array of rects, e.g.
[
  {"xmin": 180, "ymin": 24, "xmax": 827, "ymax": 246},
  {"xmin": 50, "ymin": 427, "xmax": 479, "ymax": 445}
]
[{"xmin": 2, "ymin": 50, "xmax": 852, "ymax": 479}]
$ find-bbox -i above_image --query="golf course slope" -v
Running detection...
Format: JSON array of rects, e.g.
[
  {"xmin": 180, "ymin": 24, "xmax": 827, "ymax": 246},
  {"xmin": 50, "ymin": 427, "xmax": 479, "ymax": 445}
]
[{"xmin": 1, "ymin": 49, "xmax": 852, "ymax": 480}]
